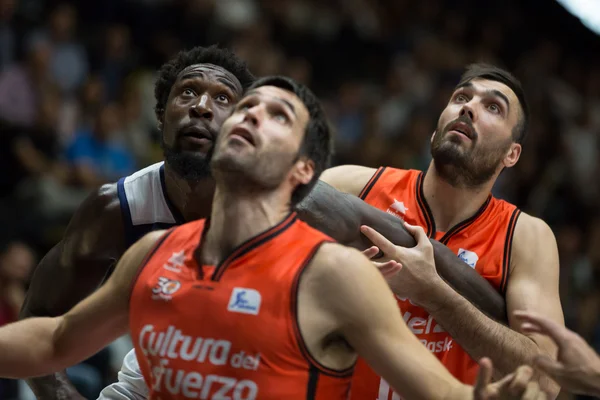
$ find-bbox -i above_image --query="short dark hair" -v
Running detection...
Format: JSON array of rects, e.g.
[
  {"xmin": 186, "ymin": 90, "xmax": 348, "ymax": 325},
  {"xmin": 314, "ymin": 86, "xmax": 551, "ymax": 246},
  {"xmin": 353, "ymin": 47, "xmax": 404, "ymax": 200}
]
[
  {"xmin": 456, "ymin": 63, "xmax": 529, "ymax": 145},
  {"xmin": 154, "ymin": 45, "xmax": 255, "ymax": 120},
  {"xmin": 247, "ymin": 76, "xmax": 333, "ymax": 206}
]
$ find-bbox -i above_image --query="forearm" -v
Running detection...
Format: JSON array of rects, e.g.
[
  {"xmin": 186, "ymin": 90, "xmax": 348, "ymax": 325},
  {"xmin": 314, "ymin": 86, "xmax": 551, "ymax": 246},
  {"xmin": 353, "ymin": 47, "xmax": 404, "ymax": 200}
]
[
  {"xmin": 299, "ymin": 181, "xmax": 507, "ymax": 322},
  {"xmin": 0, "ymin": 317, "xmax": 62, "ymax": 378},
  {"xmin": 26, "ymin": 373, "xmax": 84, "ymax": 400},
  {"xmin": 19, "ymin": 308, "xmax": 82, "ymax": 399},
  {"xmin": 430, "ymin": 241, "xmax": 507, "ymax": 324},
  {"xmin": 420, "ymin": 282, "xmax": 555, "ymax": 392}
]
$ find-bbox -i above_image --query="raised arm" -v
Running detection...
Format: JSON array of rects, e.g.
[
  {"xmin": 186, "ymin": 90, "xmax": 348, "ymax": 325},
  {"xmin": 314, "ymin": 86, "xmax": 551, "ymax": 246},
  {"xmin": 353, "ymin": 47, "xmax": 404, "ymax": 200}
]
[
  {"xmin": 0, "ymin": 229, "xmax": 163, "ymax": 379},
  {"xmin": 19, "ymin": 184, "xmax": 127, "ymax": 399},
  {"xmin": 297, "ymin": 168, "xmax": 506, "ymax": 323},
  {"xmin": 307, "ymin": 243, "xmax": 537, "ymax": 400}
]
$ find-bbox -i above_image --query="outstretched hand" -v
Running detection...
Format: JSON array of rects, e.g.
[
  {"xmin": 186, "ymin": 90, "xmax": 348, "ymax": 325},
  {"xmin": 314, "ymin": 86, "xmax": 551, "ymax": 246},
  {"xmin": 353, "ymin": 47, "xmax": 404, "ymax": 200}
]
[{"xmin": 514, "ymin": 310, "xmax": 600, "ymax": 397}]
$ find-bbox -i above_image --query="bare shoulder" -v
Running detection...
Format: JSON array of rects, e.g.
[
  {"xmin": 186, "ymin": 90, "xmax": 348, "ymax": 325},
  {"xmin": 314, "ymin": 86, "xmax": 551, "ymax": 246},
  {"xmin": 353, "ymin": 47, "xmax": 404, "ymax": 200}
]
[
  {"xmin": 510, "ymin": 212, "xmax": 558, "ymax": 272},
  {"xmin": 62, "ymin": 182, "xmax": 125, "ymax": 259},
  {"xmin": 513, "ymin": 212, "xmax": 556, "ymax": 249},
  {"xmin": 320, "ymin": 165, "xmax": 379, "ymax": 196},
  {"xmin": 308, "ymin": 242, "xmax": 382, "ymax": 293}
]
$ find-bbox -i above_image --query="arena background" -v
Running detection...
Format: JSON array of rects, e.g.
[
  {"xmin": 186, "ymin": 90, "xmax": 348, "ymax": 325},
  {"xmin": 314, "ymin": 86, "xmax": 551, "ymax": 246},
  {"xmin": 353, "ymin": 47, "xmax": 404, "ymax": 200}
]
[{"xmin": 0, "ymin": 0, "xmax": 599, "ymax": 399}]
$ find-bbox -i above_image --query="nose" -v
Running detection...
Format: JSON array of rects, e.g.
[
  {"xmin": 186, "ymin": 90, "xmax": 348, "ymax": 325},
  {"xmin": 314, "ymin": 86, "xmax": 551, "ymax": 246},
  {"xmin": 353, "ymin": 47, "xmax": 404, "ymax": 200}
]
[
  {"xmin": 190, "ymin": 94, "xmax": 213, "ymax": 120},
  {"xmin": 242, "ymin": 104, "xmax": 262, "ymax": 126},
  {"xmin": 459, "ymin": 103, "xmax": 475, "ymax": 121}
]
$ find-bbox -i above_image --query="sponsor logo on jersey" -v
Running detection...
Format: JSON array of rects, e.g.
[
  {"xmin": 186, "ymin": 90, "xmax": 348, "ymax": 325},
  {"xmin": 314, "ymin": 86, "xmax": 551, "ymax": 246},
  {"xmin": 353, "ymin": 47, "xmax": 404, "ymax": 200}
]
[
  {"xmin": 227, "ymin": 288, "xmax": 261, "ymax": 315},
  {"xmin": 152, "ymin": 277, "xmax": 181, "ymax": 301},
  {"xmin": 457, "ymin": 248, "xmax": 479, "ymax": 268}
]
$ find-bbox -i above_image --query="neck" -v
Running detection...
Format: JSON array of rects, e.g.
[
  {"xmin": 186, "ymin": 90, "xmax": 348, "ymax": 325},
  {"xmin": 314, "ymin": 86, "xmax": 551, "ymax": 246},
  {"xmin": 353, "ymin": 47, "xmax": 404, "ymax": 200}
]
[
  {"xmin": 163, "ymin": 163, "xmax": 216, "ymax": 222},
  {"xmin": 200, "ymin": 184, "xmax": 291, "ymax": 266},
  {"xmin": 423, "ymin": 162, "xmax": 494, "ymax": 232}
]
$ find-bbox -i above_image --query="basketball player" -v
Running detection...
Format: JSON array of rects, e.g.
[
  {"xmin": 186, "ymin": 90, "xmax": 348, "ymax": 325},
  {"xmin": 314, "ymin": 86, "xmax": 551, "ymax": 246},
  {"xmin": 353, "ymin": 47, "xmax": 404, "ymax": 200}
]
[
  {"xmin": 0, "ymin": 76, "xmax": 545, "ymax": 400},
  {"xmin": 315, "ymin": 64, "xmax": 563, "ymax": 399},
  {"xmin": 22, "ymin": 49, "xmax": 509, "ymax": 398}
]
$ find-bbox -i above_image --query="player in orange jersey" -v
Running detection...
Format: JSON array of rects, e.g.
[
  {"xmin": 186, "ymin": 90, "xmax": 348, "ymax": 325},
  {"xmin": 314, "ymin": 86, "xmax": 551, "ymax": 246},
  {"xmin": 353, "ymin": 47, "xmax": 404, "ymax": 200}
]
[
  {"xmin": 0, "ymin": 76, "xmax": 543, "ymax": 400},
  {"xmin": 314, "ymin": 64, "xmax": 564, "ymax": 399}
]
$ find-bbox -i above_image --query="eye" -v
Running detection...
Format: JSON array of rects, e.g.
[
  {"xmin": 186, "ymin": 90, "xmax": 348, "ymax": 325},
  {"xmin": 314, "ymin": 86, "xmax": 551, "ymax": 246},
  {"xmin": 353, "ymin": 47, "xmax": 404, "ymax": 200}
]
[
  {"xmin": 455, "ymin": 93, "xmax": 468, "ymax": 102},
  {"xmin": 488, "ymin": 103, "xmax": 500, "ymax": 114},
  {"xmin": 274, "ymin": 113, "xmax": 289, "ymax": 124},
  {"xmin": 237, "ymin": 102, "xmax": 251, "ymax": 111},
  {"xmin": 182, "ymin": 88, "xmax": 195, "ymax": 97},
  {"xmin": 215, "ymin": 94, "xmax": 230, "ymax": 104}
]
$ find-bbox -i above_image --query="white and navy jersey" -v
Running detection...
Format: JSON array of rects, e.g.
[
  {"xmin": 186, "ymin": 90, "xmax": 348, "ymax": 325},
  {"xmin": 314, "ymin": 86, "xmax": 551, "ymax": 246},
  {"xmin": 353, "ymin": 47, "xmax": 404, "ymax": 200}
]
[{"xmin": 117, "ymin": 162, "xmax": 185, "ymax": 247}]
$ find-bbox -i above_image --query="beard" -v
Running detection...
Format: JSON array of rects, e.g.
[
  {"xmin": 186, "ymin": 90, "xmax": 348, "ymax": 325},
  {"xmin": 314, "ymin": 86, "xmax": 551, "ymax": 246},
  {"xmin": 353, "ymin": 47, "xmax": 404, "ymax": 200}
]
[
  {"xmin": 431, "ymin": 118, "xmax": 510, "ymax": 188},
  {"xmin": 211, "ymin": 145, "xmax": 299, "ymax": 194},
  {"xmin": 162, "ymin": 138, "xmax": 213, "ymax": 182}
]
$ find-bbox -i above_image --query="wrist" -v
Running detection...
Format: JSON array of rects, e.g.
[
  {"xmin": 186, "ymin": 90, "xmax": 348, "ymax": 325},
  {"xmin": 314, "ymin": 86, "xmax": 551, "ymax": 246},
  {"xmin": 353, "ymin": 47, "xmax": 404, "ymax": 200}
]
[{"xmin": 413, "ymin": 277, "xmax": 452, "ymax": 311}]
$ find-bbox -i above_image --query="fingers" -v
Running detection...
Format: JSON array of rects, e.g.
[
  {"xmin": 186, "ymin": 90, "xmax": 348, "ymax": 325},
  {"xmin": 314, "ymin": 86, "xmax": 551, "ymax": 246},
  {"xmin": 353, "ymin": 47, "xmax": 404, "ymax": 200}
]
[
  {"xmin": 474, "ymin": 357, "xmax": 494, "ymax": 394},
  {"xmin": 361, "ymin": 226, "xmax": 397, "ymax": 255},
  {"xmin": 522, "ymin": 381, "xmax": 543, "ymax": 400},
  {"xmin": 403, "ymin": 222, "xmax": 429, "ymax": 247},
  {"xmin": 362, "ymin": 246, "xmax": 380, "ymax": 259},
  {"xmin": 507, "ymin": 366, "xmax": 534, "ymax": 396},
  {"xmin": 533, "ymin": 355, "xmax": 564, "ymax": 379},
  {"xmin": 376, "ymin": 261, "xmax": 402, "ymax": 278},
  {"xmin": 513, "ymin": 311, "xmax": 567, "ymax": 342}
]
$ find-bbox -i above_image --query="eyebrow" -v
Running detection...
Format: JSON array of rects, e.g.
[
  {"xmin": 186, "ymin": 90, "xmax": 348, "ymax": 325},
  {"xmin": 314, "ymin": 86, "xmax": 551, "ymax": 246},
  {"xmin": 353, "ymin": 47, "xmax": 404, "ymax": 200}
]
[
  {"xmin": 455, "ymin": 82, "xmax": 511, "ymax": 113},
  {"xmin": 178, "ymin": 71, "xmax": 239, "ymax": 94},
  {"xmin": 245, "ymin": 90, "xmax": 297, "ymax": 117}
]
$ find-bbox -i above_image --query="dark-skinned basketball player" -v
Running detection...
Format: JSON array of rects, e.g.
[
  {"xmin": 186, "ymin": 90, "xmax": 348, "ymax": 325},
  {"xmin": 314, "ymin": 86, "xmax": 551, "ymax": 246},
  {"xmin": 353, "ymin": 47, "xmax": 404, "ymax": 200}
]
[
  {"xmin": 21, "ymin": 47, "xmax": 506, "ymax": 398},
  {"xmin": 3, "ymin": 76, "xmax": 545, "ymax": 400}
]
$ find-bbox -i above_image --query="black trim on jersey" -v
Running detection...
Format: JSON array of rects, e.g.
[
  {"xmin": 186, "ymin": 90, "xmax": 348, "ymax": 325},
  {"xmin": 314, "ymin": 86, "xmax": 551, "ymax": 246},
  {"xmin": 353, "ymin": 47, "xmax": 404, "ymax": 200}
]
[
  {"xmin": 128, "ymin": 228, "xmax": 175, "ymax": 303},
  {"xmin": 501, "ymin": 209, "xmax": 521, "ymax": 294},
  {"xmin": 358, "ymin": 167, "xmax": 386, "ymax": 200},
  {"xmin": 306, "ymin": 365, "xmax": 320, "ymax": 400},
  {"xmin": 200, "ymin": 212, "xmax": 298, "ymax": 281},
  {"xmin": 291, "ymin": 241, "xmax": 356, "ymax": 378},
  {"xmin": 416, "ymin": 172, "xmax": 435, "ymax": 237},
  {"xmin": 440, "ymin": 195, "xmax": 492, "ymax": 245},
  {"xmin": 416, "ymin": 172, "xmax": 492, "ymax": 241}
]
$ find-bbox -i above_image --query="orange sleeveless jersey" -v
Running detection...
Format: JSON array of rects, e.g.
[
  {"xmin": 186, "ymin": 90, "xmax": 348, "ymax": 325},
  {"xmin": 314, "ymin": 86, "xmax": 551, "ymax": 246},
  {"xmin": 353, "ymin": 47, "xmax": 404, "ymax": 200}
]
[
  {"xmin": 129, "ymin": 213, "xmax": 354, "ymax": 400},
  {"xmin": 350, "ymin": 168, "xmax": 520, "ymax": 400}
]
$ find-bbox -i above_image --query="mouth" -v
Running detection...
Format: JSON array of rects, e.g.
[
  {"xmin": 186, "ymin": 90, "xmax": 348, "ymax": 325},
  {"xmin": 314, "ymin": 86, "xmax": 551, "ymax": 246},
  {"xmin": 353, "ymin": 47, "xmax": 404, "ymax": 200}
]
[
  {"xmin": 181, "ymin": 125, "xmax": 214, "ymax": 142},
  {"xmin": 447, "ymin": 121, "xmax": 474, "ymax": 140},
  {"xmin": 228, "ymin": 125, "xmax": 255, "ymax": 146}
]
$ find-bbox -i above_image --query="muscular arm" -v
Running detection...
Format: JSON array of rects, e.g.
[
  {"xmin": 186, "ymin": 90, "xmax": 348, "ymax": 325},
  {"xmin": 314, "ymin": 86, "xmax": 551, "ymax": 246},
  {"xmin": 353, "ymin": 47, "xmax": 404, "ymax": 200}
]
[
  {"xmin": 307, "ymin": 243, "xmax": 471, "ymax": 400},
  {"xmin": 297, "ymin": 168, "xmax": 506, "ymax": 323},
  {"xmin": 0, "ymin": 231, "xmax": 163, "ymax": 379},
  {"xmin": 19, "ymin": 184, "xmax": 127, "ymax": 399},
  {"xmin": 418, "ymin": 214, "xmax": 563, "ymax": 397}
]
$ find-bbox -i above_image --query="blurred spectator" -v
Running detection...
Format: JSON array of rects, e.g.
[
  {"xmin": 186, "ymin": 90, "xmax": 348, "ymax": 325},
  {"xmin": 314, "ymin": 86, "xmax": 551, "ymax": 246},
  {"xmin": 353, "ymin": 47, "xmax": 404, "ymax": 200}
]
[
  {"xmin": 0, "ymin": 35, "xmax": 53, "ymax": 127},
  {"xmin": 0, "ymin": 241, "xmax": 34, "ymax": 399},
  {"xmin": 29, "ymin": 3, "xmax": 88, "ymax": 96},
  {"xmin": 66, "ymin": 103, "xmax": 135, "ymax": 188},
  {"xmin": 100, "ymin": 24, "xmax": 137, "ymax": 102}
]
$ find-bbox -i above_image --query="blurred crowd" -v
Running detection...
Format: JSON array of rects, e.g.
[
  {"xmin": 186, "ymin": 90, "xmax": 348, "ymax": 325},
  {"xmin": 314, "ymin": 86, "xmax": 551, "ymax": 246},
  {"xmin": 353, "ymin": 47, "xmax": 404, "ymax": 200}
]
[{"xmin": 0, "ymin": 0, "xmax": 598, "ymax": 398}]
